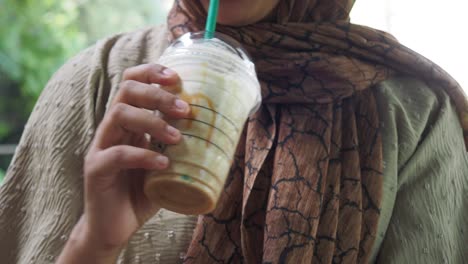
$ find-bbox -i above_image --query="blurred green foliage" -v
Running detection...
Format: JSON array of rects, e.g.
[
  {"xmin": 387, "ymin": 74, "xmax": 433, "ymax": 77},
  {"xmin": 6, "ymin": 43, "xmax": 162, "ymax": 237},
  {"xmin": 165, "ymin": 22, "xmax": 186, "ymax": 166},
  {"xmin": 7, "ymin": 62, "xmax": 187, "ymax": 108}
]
[
  {"xmin": 0, "ymin": 0, "xmax": 86, "ymax": 100},
  {"xmin": 0, "ymin": 0, "xmax": 87, "ymax": 173},
  {"xmin": 1, "ymin": 0, "xmax": 84, "ymax": 142},
  {"xmin": 0, "ymin": 0, "xmax": 171, "ymax": 179}
]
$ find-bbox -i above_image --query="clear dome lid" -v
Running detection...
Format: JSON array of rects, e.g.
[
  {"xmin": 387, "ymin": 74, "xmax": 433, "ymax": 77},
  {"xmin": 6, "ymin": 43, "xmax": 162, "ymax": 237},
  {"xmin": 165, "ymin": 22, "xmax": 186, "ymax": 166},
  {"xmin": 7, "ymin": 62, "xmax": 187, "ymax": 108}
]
[
  {"xmin": 160, "ymin": 31, "xmax": 261, "ymax": 116},
  {"xmin": 168, "ymin": 31, "xmax": 255, "ymax": 70}
]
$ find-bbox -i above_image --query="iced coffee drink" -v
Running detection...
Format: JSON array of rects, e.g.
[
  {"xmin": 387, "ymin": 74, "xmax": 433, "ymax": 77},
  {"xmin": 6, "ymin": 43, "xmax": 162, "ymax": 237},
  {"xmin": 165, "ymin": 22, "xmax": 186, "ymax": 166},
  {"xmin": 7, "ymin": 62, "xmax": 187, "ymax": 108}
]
[{"xmin": 144, "ymin": 32, "xmax": 261, "ymax": 215}]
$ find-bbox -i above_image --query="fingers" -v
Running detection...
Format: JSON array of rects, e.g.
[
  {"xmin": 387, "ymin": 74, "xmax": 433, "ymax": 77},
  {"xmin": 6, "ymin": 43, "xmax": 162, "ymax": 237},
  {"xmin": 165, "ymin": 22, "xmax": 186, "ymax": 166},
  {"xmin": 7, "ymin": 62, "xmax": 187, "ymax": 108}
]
[
  {"xmin": 91, "ymin": 64, "xmax": 191, "ymax": 149},
  {"xmin": 94, "ymin": 103, "xmax": 182, "ymax": 149},
  {"xmin": 122, "ymin": 64, "xmax": 181, "ymax": 87},
  {"xmin": 85, "ymin": 145, "xmax": 169, "ymax": 177},
  {"xmin": 114, "ymin": 80, "xmax": 189, "ymax": 118}
]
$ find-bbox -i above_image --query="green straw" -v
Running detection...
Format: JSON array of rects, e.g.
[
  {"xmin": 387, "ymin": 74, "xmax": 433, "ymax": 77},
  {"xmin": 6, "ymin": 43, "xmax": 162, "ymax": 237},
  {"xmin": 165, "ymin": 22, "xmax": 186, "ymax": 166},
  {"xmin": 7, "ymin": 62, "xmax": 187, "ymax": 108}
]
[{"xmin": 204, "ymin": 0, "xmax": 219, "ymax": 39}]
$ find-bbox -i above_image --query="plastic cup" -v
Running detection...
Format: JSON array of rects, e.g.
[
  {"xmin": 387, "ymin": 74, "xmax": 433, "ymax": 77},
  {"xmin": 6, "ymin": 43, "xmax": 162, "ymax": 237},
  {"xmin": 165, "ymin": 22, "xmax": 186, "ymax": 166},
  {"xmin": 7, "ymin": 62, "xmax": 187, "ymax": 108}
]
[{"xmin": 143, "ymin": 31, "xmax": 261, "ymax": 215}]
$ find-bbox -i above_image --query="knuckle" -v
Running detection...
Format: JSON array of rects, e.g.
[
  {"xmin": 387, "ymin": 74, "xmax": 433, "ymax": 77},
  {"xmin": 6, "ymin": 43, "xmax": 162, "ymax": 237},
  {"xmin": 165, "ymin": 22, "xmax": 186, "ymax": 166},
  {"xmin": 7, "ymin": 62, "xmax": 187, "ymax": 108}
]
[
  {"xmin": 84, "ymin": 152, "xmax": 98, "ymax": 177},
  {"xmin": 109, "ymin": 147, "xmax": 126, "ymax": 163},
  {"xmin": 148, "ymin": 63, "xmax": 164, "ymax": 74},
  {"xmin": 122, "ymin": 67, "xmax": 135, "ymax": 80},
  {"xmin": 149, "ymin": 114, "xmax": 166, "ymax": 129},
  {"xmin": 153, "ymin": 87, "xmax": 174, "ymax": 104},
  {"xmin": 143, "ymin": 84, "xmax": 159, "ymax": 99},
  {"xmin": 109, "ymin": 103, "xmax": 127, "ymax": 121},
  {"xmin": 153, "ymin": 86, "xmax": 169, "ymax": 101},
  {"xmin": 147, "ymin": 64, "xmax": 166, "ymax": 83},
  {"xmin": 119, "ymin": 80, "xmax": 137, "ymax": 96}
]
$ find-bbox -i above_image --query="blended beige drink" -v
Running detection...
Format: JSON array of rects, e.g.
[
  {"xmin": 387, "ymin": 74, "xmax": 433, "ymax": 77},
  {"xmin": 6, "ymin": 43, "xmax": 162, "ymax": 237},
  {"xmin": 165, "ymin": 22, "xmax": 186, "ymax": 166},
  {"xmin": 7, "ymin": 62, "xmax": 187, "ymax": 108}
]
[{"xmin": 144, "ymin": 32, "xmax": 261, "ymax": 215}]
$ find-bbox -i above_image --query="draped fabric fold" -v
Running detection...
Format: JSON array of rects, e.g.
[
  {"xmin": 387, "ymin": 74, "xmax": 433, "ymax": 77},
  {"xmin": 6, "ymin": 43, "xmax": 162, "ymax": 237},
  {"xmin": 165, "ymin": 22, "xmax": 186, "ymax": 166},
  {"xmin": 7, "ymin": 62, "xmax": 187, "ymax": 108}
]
[{"xmin": 168, "ymin": 1, "xmax": 468, "ymax": 263}]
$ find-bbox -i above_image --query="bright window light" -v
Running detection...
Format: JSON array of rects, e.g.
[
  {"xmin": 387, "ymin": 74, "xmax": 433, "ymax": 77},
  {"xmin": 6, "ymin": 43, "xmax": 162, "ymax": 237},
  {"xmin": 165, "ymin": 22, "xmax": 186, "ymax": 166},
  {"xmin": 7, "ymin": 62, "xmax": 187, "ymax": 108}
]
[{"xmin": 352, "ymin": 0, "xmax": 468, "ymax": 92}]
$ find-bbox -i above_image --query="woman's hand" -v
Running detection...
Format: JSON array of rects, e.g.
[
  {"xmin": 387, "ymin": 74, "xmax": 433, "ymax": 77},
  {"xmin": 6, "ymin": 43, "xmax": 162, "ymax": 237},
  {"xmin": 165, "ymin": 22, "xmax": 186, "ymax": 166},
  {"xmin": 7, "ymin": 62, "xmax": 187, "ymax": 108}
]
[{"xmin": 57, "ymin": 64, "xmax": 190, "ymax": 264}]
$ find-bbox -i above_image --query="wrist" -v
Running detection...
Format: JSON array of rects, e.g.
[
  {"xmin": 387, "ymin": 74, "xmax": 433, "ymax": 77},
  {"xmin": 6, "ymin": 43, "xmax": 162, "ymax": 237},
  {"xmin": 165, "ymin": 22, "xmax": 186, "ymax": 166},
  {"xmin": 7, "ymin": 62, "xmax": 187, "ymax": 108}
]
[{"xmin": 57, "ymin": 216, "xmax": 123, "ymax": 264}]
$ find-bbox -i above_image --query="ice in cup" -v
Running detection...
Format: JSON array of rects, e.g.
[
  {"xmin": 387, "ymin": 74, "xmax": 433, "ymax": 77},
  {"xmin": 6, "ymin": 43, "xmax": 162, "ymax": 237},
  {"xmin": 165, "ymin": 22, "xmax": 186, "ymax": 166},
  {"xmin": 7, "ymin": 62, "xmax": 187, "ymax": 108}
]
[{"xmin": 143, "ymin": 32, "xmax": 262, "ymax": 215}]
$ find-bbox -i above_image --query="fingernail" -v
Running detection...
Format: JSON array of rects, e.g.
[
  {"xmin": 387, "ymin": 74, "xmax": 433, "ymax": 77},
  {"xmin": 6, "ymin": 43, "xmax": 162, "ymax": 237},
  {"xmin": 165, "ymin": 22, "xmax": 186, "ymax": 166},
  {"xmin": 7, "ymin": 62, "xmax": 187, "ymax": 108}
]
[
  {"xmin": 155, "ymin": 156, "xmax": 169, "ymax": 168},
  {"xmin": 175, "ymin": 99, "xmax": 189, "ymax": 111},
  {"xmin": 166, "ymin": 125, "xmax": 180, "ymax": 137},
  {"xmin": 162, "ymin": 68, "xmax": 176, "ymax": 76}
]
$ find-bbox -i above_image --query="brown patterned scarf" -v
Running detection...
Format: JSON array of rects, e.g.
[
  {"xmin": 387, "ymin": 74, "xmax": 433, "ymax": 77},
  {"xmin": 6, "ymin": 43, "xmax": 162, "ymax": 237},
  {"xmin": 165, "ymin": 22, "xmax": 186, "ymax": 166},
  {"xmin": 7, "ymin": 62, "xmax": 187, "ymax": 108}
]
[{"xmin": 167, "ymin": 1, "xmax": 468, "ymax": 263}]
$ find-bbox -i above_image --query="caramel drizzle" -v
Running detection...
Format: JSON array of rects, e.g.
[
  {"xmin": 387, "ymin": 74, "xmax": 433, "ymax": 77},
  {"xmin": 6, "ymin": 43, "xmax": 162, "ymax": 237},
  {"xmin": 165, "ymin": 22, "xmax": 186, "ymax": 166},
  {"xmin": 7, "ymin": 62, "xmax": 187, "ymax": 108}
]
[{"xmin": 180, "ymin": 91, "xmax": 216, "ymax": 147}]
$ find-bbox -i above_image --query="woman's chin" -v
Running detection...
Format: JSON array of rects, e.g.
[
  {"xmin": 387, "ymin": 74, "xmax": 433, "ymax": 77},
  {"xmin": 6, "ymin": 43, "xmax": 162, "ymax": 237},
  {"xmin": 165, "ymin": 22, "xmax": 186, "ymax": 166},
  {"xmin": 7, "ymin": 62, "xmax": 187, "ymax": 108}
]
[
  {"xmin": 200, "ymin": 0, "xmax": 277, "ymax": 26},
  {"xmin": 216, "ymin": 15, "xmax": 256, "ymax": 27}
]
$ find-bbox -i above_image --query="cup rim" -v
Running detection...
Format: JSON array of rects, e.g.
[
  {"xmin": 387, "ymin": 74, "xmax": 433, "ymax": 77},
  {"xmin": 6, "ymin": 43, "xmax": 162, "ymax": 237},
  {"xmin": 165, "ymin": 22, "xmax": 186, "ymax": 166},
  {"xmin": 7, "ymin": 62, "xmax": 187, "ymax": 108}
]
[{"xmin": 172, "ymin": 31, "xmax": 253, "ymax": 62}]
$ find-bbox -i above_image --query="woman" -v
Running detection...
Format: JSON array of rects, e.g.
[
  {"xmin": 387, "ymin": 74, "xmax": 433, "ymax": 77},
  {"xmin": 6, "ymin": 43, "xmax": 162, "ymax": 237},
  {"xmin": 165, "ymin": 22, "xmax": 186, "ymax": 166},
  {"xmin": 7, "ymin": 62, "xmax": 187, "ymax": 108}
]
[{"xmin": 0, "ymin": 0, "xmax": 467, "ymax": 263}]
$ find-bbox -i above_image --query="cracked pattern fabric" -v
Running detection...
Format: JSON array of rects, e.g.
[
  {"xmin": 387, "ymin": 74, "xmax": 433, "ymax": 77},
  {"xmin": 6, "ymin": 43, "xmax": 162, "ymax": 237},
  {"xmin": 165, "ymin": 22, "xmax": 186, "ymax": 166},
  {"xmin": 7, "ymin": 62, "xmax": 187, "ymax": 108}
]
[{"xmin": 168, "ymin": 1, "xmax": 468, "ymax": 263}]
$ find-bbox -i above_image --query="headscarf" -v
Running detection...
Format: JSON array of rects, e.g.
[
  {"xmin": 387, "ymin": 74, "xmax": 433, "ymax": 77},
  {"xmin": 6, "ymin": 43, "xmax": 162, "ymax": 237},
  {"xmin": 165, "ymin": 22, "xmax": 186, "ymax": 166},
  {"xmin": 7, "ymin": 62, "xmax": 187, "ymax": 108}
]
[{"xmin": 168, "ymin": 1, "xmax": 468, "ymax": 263}]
